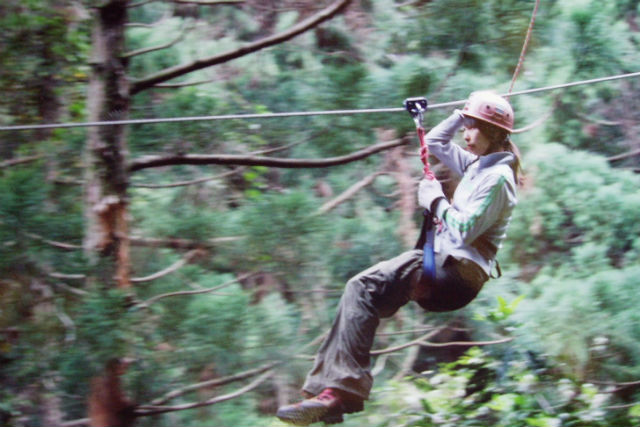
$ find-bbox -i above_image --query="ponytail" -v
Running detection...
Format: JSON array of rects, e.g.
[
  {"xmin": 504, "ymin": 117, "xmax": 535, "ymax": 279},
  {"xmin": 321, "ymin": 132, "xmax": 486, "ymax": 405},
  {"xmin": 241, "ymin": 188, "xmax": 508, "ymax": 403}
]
[
  {"xmin": 504, "ymin": 138, "xmax": 523, "ymax": 186},
  {"xmin": 476, "ymin": 120, "xmax": 523, "ymax": 186}
]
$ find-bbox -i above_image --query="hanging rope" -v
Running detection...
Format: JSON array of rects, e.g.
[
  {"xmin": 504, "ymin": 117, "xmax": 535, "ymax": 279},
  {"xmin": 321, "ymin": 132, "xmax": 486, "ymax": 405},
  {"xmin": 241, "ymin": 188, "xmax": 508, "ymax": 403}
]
[{"xmin": 508, "ymin": 0, "xmax": 541, "ymax": 94}]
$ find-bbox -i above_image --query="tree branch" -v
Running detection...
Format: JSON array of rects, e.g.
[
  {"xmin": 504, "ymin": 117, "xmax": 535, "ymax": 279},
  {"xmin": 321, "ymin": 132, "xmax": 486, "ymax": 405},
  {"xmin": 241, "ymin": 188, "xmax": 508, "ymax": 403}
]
[
  {"xmin": 136, "ymin": 272, "xmax": 254, "ymax": 307},
  {"xmin": 26, "ymin": 232, "xmax": 82, "ymax": 251},
  {"xmin": 147, "ymin": 361, "xmax": 278, "ymax": 406},
  {"xmin": 371, "ymin": 330, "xmax": 513, "ymax": 356},
  {"xmin": 317, "ymin": 171, "xmax": 388, "ymax": 214},
  {"xmin": 607, "ymin": 148, "xmax": 640, "ymax": 162},
  {"xmin": 370, "ymin": 327, "xmax": 444, "ymax": 355},
  {"xmin": 129, "ymin": 235, "xmax": 243, "ymax": 250},
  {"xmin": 603, "ymin": 401, "xmax": 640, "ymax": 410},
  {"xmin": 172, "ymin": 0, "xmax": 244, "ymax": 5},
  {"xmin": 135, "ymin": 370, "xmax": 273, "ymax": 416},
  {"xmin": 61, "ymin": 364, "xmax": 275, "ymax": 425},
  {"xmin": 132, "ymin": 167, "xmax": 244, "ymax": 188},
  {"xmin": 0, "ymin": 155, "xmax": 42, "ymax": 169},
  {"xmin": 417, "ymin": 336, "xmax": 514, "ymax": 348},
  {"xmin": 123, "ymin": 23, "xmax": 192, "ymax": 59},
  {"xmin": 130, "ymin": 0, "xmax": 353, "ymax": 94},
  {"xmin": 153, "ymin": 77, "xmax": 217, "ymax": 88},
  {"xmin": 129, "ymin": 138, "xmax": 407, "ymax": 172},
  {"xmin": 130, "ymin": 249, "xmax": 204, "ymax": 284},
  {"xmin": 128, "ymin": 0, "xmax": 158, "ymax": 8},
  {"xmin": 512, "ymin": 108, "xmax": 554, "ymax": 134}
]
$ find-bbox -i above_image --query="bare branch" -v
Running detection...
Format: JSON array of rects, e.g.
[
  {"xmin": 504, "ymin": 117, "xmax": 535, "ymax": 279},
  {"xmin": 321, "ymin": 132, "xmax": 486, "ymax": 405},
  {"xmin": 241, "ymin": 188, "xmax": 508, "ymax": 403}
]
[
  {"xmin": 0, "ymin": 155, "xmax": 42, "ymax": 169},
  {"xmin": 126, "ymin": 10, "xmax": 171, "ymax": 28},
  {"xmin": 590, "ymin": 379, "xmax": 640, "ymax": 387},
  {"xmin": 371, "ymin": 327, "xmax": 444, "ymax": 356},
  {"xmin": 317, "ymin": 171, "xmax": 388, "ymax": 214},
  {"xmin": 132, "ymin": 142, "xmax": 308, "ymax": 187},
  {"xmin": 123, "ymin": 23, "xmax": 192, "ymax": 59},
  {"xmin": 135, "ymin": 370, "xmax": 273, "ymax": 416},
  {"xmin": 130, "ymin": 0, "xmax": 353, "ymax": 94},
  {"xmin": 376, "ymin": 326, "xmax": 438, "ymax": 337},
  {"xmin": 603, "ymin": 401, "xmax": 640, "ymax": 410},
  {"xmin": 129, "ymin": 138, "xmax": 407, "ymax": 172},
  {"xmin": 154, "ymin": 77, "xmax": 217, "ymax": 88},
  {"xmin": 62, "ymin": 365, "xmax": 275, "ymax": 424},
  {"xmin": 172, "ymin": 0, "xmax": 244, "ymax": 5},
  {"xmin": 130, "ymin": 249, "xmax": 203, "ymax": 283},
  {"xmin": 56, "ymin": 306, "xmax": 76, "ymax": 343},
  {"xmin": 249, "ymin": 139, "xmax": 307, "ymax": 155},
  {"xmin": 575, "ymin": 111, "xmax": 621, "ymax": 126},
  {"xmin": 49, "ymin": 272, "xmax": 86, "ymax": 280},
  {"xmin": 132, "ymin": 167, "xmax": 244, "ymax": 188},
  {"xmin": 148, "ymin": 361, "xmax": 278, "ymax": 406},
  {"xmin": 26, "ymin": 232, "xmax": 82, "ymax": 251},
  {"xmin": 60, "ymin": 418, "xmax": 90, "ymax": 427},
  {"xmin": 417, "ymin": 336, "xmax": 514, "ymax": 348},
  {"xmin": 130, "ymin": 235, "xmax": 243, "ymax": 250},
  {"xmin": 371, "ymin": 329, "xmax": 513, "ymax": 356},
  {"xmin": 512, "ymin": 107, "xmax": 554, "ymax": 134},
  {"xmin": 137, "ymin": 272, "xmax": 255, "ymax": 307},
  {"xmin": 53, "ymin": 282, "xmax": 88, "ymax": 297},
  {"xmin": 607, "ymin": 148, "xmax": 640, "ymax": 162},
  {"xmin": 128, "ymin": 0, "xmax": 158, "ymax": 8}
]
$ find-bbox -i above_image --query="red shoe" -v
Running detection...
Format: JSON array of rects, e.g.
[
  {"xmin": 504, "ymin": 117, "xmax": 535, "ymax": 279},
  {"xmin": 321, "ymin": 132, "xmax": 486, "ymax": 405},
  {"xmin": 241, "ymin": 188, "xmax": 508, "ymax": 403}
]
[{"xmin": 276, "ymin": 388, "xmax": 345, "ymax": 426}]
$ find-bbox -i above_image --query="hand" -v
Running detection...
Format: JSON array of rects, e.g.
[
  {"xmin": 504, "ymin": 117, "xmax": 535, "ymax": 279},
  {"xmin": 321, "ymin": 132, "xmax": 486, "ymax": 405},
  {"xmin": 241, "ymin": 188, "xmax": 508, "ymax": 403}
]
[
  {"xmin": 418, "ymin": 178, "xmax": 445, "ymax": 212},
  {"xmin": 455, "ymin": 109, "xmax": 476, "ymax": 128}
]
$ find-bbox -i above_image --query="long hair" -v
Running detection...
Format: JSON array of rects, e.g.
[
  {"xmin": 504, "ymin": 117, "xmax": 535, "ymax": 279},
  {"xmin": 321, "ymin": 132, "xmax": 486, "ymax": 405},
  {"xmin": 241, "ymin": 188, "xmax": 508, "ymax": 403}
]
[{"xmin": 476, "ymin": 120, "xmax": 523, "ymax": 185}]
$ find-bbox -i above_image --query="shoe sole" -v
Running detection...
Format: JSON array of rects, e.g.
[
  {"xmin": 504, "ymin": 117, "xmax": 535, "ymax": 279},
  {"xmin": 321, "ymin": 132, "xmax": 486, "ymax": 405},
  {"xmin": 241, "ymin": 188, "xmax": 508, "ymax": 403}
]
[{"xmin": 276, "ymin": 404, "xmax": 329, "ymax": 426}]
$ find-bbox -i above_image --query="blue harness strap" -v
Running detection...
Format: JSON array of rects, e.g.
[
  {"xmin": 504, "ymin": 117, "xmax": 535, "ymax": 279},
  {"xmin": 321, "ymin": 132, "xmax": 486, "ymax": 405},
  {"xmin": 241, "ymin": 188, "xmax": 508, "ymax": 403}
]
[{"xmin": 415, "ymin": 209, "xmax": 437, "ymax": 282}]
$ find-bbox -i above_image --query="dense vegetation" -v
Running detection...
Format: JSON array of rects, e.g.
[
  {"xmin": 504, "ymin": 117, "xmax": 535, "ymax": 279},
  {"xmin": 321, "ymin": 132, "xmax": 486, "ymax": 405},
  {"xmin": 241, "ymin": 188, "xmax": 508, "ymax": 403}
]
[{"xmin": 1, "ymin": 0, "xmax": 639, "ymax": 426}]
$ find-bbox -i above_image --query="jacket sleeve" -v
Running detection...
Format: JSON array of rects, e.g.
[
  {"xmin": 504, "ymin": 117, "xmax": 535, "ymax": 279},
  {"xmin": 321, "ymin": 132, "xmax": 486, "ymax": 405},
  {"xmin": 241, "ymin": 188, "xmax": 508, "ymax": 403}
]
[
  {"xmin": 434, "ymin": 173, "xmax": 512, "ymax": 246},
  {"xmin": 425, "ymin": 112, "xmax": 476, "ymax": 177}
]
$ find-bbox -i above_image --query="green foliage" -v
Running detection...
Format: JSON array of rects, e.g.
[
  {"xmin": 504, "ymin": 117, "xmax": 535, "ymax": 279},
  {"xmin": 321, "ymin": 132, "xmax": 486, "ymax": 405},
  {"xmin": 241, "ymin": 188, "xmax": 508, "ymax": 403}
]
[
  {"xmin": 0, "ymin": 167, "xmax": 46, "ymax": 226},
  {"xmin": 177, "ymin": 283, "xmax": 250, "ymax": 371},
  {"xmin": 131, "ymin": 186, "xmax": 222, "ymax": 240},
  {"xmin": 567, "ymin": 2, "xmax": 621, "ymax": 77},
  {"xmin": 0, "ymin": 0, "xmax": 89, "ymax": 130},
  {"xmin": 515, "ymin": 264, "xmax": 640, "ymax": 380},
  {"xmin": 328, "ymin": 207, "xmax": 403, "ymax": 282},
  {"xmin": 235, "ymin": 190, "xmax": 326, "ymax": 275},
  {"xmin": 246, "ymin": 292, "xmax": 299, "ymax": 360},
  {"xmin": 362, "ymin": 347, "xmax": 630, "ymax": 427},
  {"xmin": 505, "ymin": 143, "xmax": 640, "ymax": 270},
  {"xmin": 74, "ymin": 289, "xmax": 133, "ymax": 369}
]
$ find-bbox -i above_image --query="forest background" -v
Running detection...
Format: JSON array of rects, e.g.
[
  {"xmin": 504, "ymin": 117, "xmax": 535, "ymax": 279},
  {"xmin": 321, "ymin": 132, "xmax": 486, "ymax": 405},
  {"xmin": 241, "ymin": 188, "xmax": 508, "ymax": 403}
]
[{"xmin": 1, "ymin": 0, "xmax": 640, "ymax": 426}]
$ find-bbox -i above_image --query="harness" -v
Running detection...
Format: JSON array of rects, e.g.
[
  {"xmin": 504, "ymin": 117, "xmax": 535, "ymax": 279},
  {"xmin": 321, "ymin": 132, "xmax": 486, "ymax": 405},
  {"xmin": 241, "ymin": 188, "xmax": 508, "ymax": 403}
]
[{"xmin": 403, "ymin": 97, "xmax": 437, "ymax": 281}]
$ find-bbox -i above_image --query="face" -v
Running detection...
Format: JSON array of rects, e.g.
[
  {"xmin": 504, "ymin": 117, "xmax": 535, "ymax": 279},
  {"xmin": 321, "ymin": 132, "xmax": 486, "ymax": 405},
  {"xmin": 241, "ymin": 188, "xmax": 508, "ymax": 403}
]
[{"xmin": 463, "ymin": 126, "xmax": 492, "ymax": 156}]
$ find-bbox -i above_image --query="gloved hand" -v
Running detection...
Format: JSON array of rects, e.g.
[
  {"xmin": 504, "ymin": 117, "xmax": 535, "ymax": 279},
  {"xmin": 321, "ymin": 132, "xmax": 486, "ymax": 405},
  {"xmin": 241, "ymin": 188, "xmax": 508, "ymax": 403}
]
[
  {"xmin": 455, "ymin": 109, "xmax": 476, "ymax": 129},
  {"xmin": 418, "ymin": 178, "xmax": 445, "ymax": 212}
]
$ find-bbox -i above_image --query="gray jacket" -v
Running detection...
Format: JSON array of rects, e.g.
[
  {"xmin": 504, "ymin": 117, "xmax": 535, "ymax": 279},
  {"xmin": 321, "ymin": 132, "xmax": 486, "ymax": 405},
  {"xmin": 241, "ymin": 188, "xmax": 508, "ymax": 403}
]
[{"xmin": 419, "ymin": 112, "xmax": 518, "ymax": 276}]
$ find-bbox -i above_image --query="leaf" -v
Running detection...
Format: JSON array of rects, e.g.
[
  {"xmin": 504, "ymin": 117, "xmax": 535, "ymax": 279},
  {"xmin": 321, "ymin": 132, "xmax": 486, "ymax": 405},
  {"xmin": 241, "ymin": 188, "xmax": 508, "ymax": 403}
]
[
  {"xmin": 420, "ymin": 398, "xmax": 434, "ymax": 414},
  {"xmin": 628, "ymin": 404, "xmax": 640, "ymax": 418}
]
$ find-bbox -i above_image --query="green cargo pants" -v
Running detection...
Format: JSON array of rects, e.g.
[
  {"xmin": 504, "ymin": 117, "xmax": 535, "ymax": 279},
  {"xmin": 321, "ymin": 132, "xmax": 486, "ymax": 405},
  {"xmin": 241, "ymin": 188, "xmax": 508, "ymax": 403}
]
[{"xmin": 302, "ymin": 249, "xmax": 487, "ymax": 410}]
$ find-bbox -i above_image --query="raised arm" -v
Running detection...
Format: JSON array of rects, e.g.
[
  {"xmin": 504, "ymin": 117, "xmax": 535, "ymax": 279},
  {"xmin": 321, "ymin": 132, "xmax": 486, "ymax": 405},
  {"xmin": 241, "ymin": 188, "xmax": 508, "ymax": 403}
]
[{"xmin": 425, "ymin": 112, "xmax": 476, "ymax": 177}]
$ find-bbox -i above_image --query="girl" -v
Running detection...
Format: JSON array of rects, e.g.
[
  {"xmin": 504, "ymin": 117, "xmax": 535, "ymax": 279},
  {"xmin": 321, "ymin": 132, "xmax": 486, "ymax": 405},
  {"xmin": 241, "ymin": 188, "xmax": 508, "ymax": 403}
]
[{"xmin": 277, "ymin": 91, "xmax": 521, "ymax": 426}]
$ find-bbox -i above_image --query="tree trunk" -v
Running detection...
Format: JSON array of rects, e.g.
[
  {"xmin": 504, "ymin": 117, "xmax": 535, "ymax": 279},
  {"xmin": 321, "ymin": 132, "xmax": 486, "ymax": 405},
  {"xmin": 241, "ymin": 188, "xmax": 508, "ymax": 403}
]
[{"xmin": 84, "ymin": 0, "xmax": 131, "ymax": 288}]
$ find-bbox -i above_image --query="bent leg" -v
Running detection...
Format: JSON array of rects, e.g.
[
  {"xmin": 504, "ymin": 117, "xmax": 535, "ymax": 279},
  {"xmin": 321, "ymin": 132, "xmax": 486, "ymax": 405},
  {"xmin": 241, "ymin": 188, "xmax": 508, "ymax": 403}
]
[{"xmin": 302, "ymin": 250, "xmax": 422, "ymax": 405}]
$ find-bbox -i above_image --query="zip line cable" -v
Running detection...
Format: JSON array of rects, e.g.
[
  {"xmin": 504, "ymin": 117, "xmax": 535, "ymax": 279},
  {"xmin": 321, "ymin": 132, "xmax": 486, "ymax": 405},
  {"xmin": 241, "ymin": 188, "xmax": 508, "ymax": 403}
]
[{"xmin": 2, "ymin": 71, "xmax": 640, "ymax": 132}]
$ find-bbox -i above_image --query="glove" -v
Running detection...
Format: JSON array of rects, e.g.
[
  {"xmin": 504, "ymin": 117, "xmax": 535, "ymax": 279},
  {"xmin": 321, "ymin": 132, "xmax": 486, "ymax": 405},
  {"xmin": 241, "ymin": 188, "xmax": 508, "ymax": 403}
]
[
  {"xmin": 455, "ymin": 108, "xmax": 476, "ymax": 128},
  {"xmin": 418, "ymin": 178, "xmax": 445, "ymax": 212}
]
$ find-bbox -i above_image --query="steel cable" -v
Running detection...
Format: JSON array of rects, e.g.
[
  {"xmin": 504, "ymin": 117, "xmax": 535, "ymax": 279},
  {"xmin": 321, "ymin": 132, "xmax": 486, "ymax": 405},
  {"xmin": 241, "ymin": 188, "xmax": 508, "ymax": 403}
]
[{"xmin": 1, "ymin": 71, "xmax": 640, "ymax": 132}]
